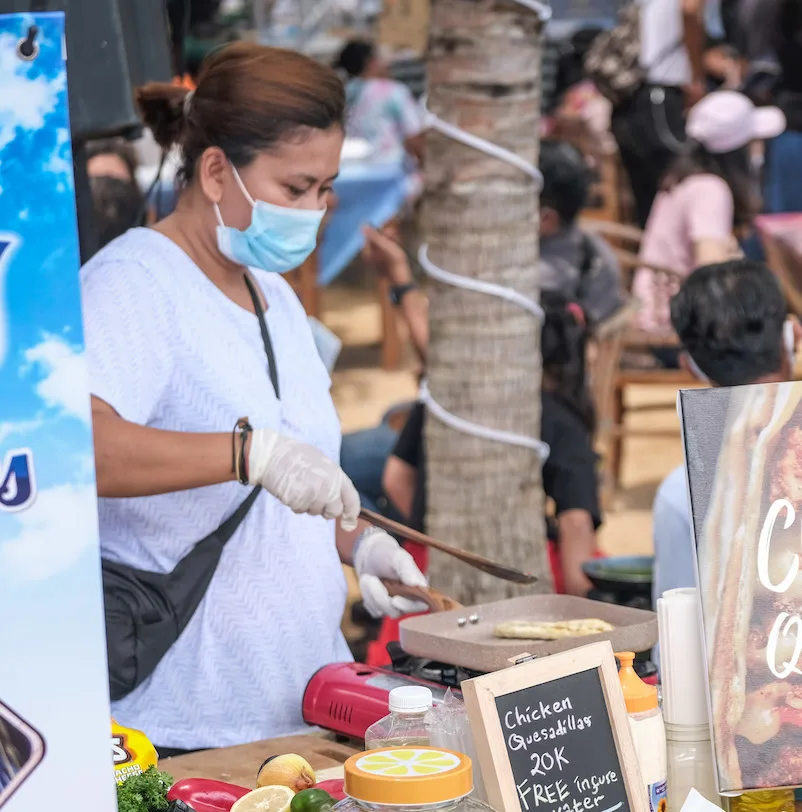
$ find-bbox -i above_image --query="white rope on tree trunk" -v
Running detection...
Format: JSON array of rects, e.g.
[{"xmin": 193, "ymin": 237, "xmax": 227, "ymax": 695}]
[
  {"xmin": 420, "ymin": 96, "xmax": 545, "ymax": 189},
  {"xmin": 417, "ymin": 0, "xmax": 551, "ymax": 460}
]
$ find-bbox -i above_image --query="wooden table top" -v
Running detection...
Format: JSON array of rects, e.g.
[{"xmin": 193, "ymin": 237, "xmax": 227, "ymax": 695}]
[{"xmin": 160, "ymin": 733, "xmax": 360, "ymax": 790}]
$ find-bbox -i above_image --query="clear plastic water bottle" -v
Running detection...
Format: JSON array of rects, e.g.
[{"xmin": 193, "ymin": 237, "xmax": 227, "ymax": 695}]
[{"xmin": 365, "ymin": 686, "xmax": 433, "ymax": 750}]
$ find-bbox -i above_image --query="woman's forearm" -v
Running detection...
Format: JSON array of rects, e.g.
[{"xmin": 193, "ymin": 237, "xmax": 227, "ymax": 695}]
[
  {"xmin": 92, "ymin": 406, "xmax": 237, "ymax": 498},
  {"xmin": 400, "ymin": 291, "xmax": 429, "ymax": 365},
  {"xmin": 336, "ymin": 518, "xmax": 370, "ymax": 566},
  {"xmin": 557, "ymin": 509, "xmax": 597, "ymax": 596}
]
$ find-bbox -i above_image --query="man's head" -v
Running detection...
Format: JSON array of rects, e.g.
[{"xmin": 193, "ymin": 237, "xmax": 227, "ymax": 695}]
[
  {"xmin": 671, "ymin": 259, "xmax": 792, "ymax": 387},
  {"xmin": 539, "ymin": 139, "xmax": 590, "ymax": 237}
]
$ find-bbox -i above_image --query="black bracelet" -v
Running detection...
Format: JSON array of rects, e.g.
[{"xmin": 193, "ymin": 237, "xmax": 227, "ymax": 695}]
[
  {"xmin": 231, "ymin": 420, "xmax": 240, "ymax": 476},
  {"xmin": 237, "ymin": 418, "xmax": 253, "ymax": 486},
  {"xmin": 389, "ymin": 282, "xmax": 418, "ymax": 307}
]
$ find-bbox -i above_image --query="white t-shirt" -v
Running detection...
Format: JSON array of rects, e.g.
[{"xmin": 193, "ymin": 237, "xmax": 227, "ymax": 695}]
[
  {"xmin": 81, "ymin": 228, "xmax": 351, "ymax": 749},
  {"xmin": 639, "ymin": 0, "xmax": 692, "ymax": 87}
]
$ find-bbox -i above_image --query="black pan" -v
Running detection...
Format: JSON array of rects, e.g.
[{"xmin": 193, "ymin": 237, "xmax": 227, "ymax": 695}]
[{"xmin": 582, "ymin": 555, "xmax": 654, "ymax": 599}]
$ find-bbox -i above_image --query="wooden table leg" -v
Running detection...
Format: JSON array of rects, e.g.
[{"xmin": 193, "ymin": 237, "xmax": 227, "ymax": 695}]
[
  {"xmin": 378, "ymin": 275, "xmax": 402, "ymax": 371},
  {"xmin": 610, "ymin": 384, "xmax": 625, "ymax": 491}
]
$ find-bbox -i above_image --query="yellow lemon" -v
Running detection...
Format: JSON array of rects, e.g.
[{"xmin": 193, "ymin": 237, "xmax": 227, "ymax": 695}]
[{"xmin": 232, "ymin": 785, "xmax": 296, "ymax": 812}]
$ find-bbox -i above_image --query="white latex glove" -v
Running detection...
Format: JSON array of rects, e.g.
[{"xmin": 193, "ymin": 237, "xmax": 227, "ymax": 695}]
[
  {"xmin": 248, "ymin": 428, "xmax": 360, "ymax": 530},
  {"xmin": 354, "ymin": 527, "xmax": 428, "ymax": 619}
]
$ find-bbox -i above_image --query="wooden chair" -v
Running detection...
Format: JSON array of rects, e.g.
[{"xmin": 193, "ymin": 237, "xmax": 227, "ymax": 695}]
[
  {"xmin": 589, "ymin": 302, "xmax": 635, "ymax": 505},
  {"xmin": 581, "ymin": 220, "xmax": 697, "ymax": 491},
  {"xmin": 378, "ymin": 274, "xmax": 404, "ymax": 371}
]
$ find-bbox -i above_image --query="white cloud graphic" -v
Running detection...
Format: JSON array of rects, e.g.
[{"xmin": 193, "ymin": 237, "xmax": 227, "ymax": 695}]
[
  {"xmin": 0, "ymin": 483, "xmax": 99, "ymax": 582},
  {"xmin": 44, "ymin": 127, "xmax": 73, "ymax": 185},
  {"xmin": 24, "ymin": 335, "xmax": 91, "ymax": 423},
  {"xmin": 0, "ymin": 232, "xmax": 20, "ymax": 369},
  {"xmin": 0, "ymin": 416, "xmax": 43, "ymax": 444},
  {"xmin": 0, "ymin": 32, "xmax": 66, "ymax": 152}
]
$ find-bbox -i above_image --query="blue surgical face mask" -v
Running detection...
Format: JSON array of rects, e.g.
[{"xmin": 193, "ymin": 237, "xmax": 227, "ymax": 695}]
[{"xmin": 214, "ymin": 165, "xmax": 325, "ymax": 273}]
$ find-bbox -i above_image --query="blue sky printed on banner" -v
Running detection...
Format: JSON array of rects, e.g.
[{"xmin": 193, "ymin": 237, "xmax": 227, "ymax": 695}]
[{"xmin": 0, "ymin": 12, "xmax": 115, "ymax": 812}]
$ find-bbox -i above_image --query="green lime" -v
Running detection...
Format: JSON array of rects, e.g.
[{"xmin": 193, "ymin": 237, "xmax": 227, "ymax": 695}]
[{"xmin": 291, "ymin": 789, "xmax": 337, "ymax": 812}]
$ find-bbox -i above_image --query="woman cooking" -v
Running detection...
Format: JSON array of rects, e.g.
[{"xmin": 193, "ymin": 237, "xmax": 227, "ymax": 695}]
[{"xmin": 82, "ymin": 43, "xmax": 427, "ymax": 754}]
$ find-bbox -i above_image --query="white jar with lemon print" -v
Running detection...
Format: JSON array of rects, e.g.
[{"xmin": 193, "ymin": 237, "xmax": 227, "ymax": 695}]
[{"xmin": 335, "ymin": 747, "xmax": 495, "ymax": 812}]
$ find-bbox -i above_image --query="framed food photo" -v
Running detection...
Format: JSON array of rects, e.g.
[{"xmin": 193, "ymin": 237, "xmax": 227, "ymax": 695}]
[{"xmin": 679, "ymin": 382, "xmax": 802, "ymax": 794}]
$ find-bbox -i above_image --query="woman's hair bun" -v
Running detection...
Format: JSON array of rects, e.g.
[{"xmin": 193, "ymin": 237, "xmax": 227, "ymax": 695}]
[
  {"xmin": 134, "ymin": 43, "xmax": 345, "ymax": 182},
  {"xmin": 135, "ymin": 82, "xmax": 190, "ymax": 150}
]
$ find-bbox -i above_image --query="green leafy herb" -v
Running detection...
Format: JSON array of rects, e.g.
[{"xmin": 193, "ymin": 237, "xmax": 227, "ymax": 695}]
[{"xmin": 116, "ymin": 766, "xmax": 174, "ymax": 812}]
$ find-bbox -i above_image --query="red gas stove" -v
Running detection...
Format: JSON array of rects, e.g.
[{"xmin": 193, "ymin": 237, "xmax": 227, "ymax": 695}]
[
  {"xmin": 302, "ymin": 661, "xmax": 460, "ymax": 741},
  {"xmin": 303, "ymin": 644, "xmax": 656, "ymax": 741}
]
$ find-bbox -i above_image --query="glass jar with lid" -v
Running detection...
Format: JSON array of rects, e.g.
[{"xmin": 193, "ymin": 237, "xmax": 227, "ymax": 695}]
[{"xmin": 335, "ymin": 747, "xmax": 494, "ymax": 812}]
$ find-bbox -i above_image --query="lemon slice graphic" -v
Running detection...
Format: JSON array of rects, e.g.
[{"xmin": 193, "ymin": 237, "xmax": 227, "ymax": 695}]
[{"xmin": 357, "ymin": 749, "xmax": 461, "ymax": 778}]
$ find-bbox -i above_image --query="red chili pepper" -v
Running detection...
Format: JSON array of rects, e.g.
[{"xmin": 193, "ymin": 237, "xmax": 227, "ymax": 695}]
[
  {"xmin": 168, "ymin": 778, "xmax": 251, "ymax": 812},
  {"xmin": 315, "ymin": 779, "xmax": 346, "ymax": 800}
]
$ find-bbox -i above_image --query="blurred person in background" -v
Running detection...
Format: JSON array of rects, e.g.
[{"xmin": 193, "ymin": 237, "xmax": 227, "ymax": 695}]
[
  {"xmin": 710, "ymin": 0, "xmax": 802, "ymax": 212},
  {"xmin": 335, "ymin": 40, "xmax": 425, "ymax": 169},
  {"xmin": 610, "ymin": 0, "xmax": 708, "ymax": 227},
  {"xmin": 85, "ymin": 139, "xmax": 150, "ymax": 249},
  {"xmin": 652, "ymin": 258, "xmax": 798, "ymax": 603},
  {"xmin": 633, "ymin": 90, "xmax": 785, "ymax": 354},
  {"xmin": 548, "ymin": 27, "xmax": 615, "ymax": 153},
  {"xmin": 539, "ymin": 140, "xmax": 626, "ymax": 326},
  {"xmin": 760, "ymin": 0, "xmax": 802, "ymax": 213}
]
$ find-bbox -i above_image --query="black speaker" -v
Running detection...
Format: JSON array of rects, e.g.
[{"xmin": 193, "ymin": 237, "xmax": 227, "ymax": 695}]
[{"xmin": 0, "ymin": 0, "xmax": 173, "ymax": 142}]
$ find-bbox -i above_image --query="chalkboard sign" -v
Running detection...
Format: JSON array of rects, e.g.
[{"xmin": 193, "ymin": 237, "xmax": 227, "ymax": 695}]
[{"xmin": 462, "ymin": 642, "xmax": 646, "ymax": 812}]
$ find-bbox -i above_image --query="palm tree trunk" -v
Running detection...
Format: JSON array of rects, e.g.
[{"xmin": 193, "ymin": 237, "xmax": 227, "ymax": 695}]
[{"xmin": 422, "ymin": 0, "xmax": 551, "ymax": 604}]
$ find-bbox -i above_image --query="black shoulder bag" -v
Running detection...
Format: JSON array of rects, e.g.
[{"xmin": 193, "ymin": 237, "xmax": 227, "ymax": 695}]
[{"xmin": 103, "ymin": 274, "xmax": 279, "ymax": 701}]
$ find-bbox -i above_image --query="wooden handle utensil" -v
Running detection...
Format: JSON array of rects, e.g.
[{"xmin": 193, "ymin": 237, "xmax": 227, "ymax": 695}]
[
  {"xmin": 360, "ymin": 507, "xmax": 538, "ymax": 585},
  {"xmin": 382, "ymin": 581, "xmax": 463, "ymax": 612}
]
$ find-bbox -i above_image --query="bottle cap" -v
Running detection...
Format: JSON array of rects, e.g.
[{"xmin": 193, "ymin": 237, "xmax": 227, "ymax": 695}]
[
  {"xmin": 344, "ymin": 747, "xmax": 473, "ymax": 805},
  {"xmin": 389, "ymin": 686, "xmax": 433, "ymax": 713},
  {"xmin": 615, "ymin": 651, "xmax": 658, "ymax": 714}
]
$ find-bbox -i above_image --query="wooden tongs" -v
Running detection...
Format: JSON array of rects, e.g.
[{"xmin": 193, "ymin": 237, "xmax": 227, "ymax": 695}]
[{"xmin": 360, "ymin": 507, "xmax": 538, "ymax": 585}]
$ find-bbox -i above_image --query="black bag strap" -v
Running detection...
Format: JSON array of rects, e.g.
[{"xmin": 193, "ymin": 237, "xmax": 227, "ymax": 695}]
[
  {"xmin": 243, "ymin": 273, "xmax": 280, "ymax": 399},
  {"xmin": 176, "ymin": 274, "xmax": 280, "ymax": 550},
  {"xmin": 214, "ymin": 273, "xmax": 282, "ymax": 539},
  {"xmin": 217, "ymin": 484, "xmax": 261, "ymax": 542}
]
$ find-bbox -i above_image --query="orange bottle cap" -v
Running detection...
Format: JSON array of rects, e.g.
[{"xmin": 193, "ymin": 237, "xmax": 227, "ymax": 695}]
[
  {"xmin": 615, "ymin": 651, "xmax": 658, "ymax": 714},
  {"xmin": 344, "ymin": 747, "xmax": 473, "ymax": 805}
]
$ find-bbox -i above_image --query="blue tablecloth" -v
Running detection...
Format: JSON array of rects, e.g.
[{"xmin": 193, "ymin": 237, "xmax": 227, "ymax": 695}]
[{"xmin": 319, "ymin": 160, "xmax": 409, "ymax": 286}]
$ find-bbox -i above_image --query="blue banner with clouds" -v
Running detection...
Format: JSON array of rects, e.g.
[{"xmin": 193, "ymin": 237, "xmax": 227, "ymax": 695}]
[{"xmin": 0, "ymin": 11, "xmax": 115, "ymax": 811}]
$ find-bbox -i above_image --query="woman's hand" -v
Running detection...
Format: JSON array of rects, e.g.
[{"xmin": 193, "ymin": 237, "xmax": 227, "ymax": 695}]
[
  {"xmin": 362, "ymin": 225, "xmax": 413, "ymax": 286},
  {"xmin": 353, "ymin": 527, "xmax": 428, "ymax": 618},
  {"xmin": 248, "ymin": 428, "xmax": 360, "ymax": 530}
]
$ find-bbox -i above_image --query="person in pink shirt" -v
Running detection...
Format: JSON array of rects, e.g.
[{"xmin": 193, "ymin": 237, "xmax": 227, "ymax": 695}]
[{"xmin": 635, "ymin": 91, "xmax": 786, "ymax": 354}]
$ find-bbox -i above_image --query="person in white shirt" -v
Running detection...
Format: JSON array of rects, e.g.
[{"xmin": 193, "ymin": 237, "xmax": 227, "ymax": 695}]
[
  {"xmin": 83, "ymin": 43, "xmax": 427, "ymax": 754},
  {"xmin": 610, "ymin": 0, "xmax": 708, "ymax": 226},
  {"xmin": 652, "ymin": 258, "xmax": 798, "ymax": 604}
]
